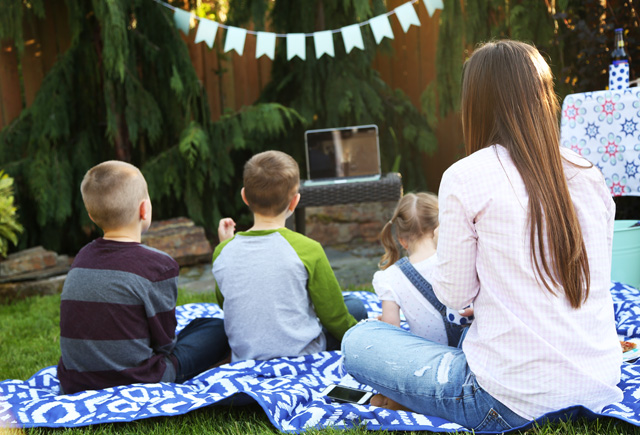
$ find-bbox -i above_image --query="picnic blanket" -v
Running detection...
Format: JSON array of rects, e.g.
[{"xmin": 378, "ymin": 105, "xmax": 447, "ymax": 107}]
[{"xmin": 2, "ymin": 285, "xmax": 640, "ymax": 433}]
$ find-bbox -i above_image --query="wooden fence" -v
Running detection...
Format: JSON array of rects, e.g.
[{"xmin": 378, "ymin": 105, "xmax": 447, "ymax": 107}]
[{"xmin": 0, "ymin": 0, "xmax": 459, "ymax": 190}]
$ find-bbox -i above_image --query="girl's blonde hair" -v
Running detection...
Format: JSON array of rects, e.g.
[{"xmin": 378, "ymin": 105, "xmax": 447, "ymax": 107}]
[
  {"xmin": 379, "ymin": 192, "xmax": 438, "ymax": 270},
  {"xmin": 462, "ymin": 40, "xmax": 590, "ymax": 308}
]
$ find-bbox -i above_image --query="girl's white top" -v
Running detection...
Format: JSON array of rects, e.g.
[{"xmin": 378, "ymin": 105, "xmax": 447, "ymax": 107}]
[
  {"xmin": 373, "ymin": 258, "xmax": 469, "ymax": 344},
  {"xmin": 426, "ymin": 145, "xmax": 623, "ymax": 420}
]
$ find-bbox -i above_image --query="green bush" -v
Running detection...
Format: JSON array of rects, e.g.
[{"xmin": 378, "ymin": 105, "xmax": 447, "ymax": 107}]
[{"xmin": 0, "ymin": 170, "xmax": 23, "ymax": 258}]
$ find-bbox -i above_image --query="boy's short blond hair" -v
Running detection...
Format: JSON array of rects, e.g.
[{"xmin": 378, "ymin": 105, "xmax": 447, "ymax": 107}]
[
  {"xmin": 81, "ymin": 160, "xmax": 149, "ymax": 231},
  {"xmin": 243, "ymin": 150, "xmax": 300, "ymax": 216}
]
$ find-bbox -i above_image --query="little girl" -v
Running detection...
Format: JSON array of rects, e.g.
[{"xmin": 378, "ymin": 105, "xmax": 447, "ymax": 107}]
[{"xmin": 374, "ymin": 192, "xmax": 472, "ymax": 346}]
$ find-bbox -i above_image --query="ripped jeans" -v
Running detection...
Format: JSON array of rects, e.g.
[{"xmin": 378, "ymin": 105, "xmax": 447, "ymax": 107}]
[{"xmin": 341, "ymin": 321, "xmax": 529, "ymax": 432}]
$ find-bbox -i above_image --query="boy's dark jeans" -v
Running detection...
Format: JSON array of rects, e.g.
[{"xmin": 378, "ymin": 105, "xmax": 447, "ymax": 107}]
[
  {"xmin": 172, "ymin": 318, "xmax": 230, "ymax": 383},
  {"xmin": 325, "ymin": 294, "xmax": 368, "ymax": 351}
]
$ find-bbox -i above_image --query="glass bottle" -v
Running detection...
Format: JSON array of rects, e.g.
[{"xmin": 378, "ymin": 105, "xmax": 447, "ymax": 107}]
[
  {"xmin": 611, "ymin": 28, "xmax": 629, "ymax": 65},
  {"xmin": 609, "ymin": 28, "xmax": 630, "ymax": 90}
]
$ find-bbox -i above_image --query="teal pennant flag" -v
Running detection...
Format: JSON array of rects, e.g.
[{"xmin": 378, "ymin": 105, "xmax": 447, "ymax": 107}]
[
  {"xmin": 341, "ymin": 24, "xmax": 364, "ymax": 53},
  {"xmin": 224, "ymin": 26, "xmax": 247, "ymax": 55},
  {"xmin": 256, "ymin": 31, "xmax": 276, "ymax": 59},
  {"xmin": 287, "ymin": 33, "xmax": 306, "ymax": 60},
  {"xmin": 424, "ymin": 0, "xmax": 444, "ymax": 17},
  {"xmin": 369, "ymin": 14, "xmax": 394, "ymax": 44},
  {"xmin": 395, "ymin": 2, "xmax": 420, "ymax": 33},
  {"xmin": 313, "ymin": 31, "xmax": 334, "ymax": 58},
  {"xmin": 173, "ymin": 9, "xmax": 191, "ymax": 35},
  {"xmin": 195, "ymin": 19, "xmax": 218, "ymax": 48}
]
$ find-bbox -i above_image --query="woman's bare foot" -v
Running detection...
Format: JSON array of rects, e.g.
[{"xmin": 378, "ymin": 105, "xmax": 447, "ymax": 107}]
[{"xmin": 370, "ymin": 394, "xmax": 414, "ymax": 412}]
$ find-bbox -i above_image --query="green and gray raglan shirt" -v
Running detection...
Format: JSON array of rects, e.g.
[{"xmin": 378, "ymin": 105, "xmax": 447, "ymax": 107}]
[{"xmin": 212, "ymin": 228, "xmax": 357, "ymax": 361}]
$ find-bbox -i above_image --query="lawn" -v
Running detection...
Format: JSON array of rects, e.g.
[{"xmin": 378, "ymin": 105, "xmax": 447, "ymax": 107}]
[{"xmin": 2, "ymin": 291, "xmax": 640, "ymax": 435}]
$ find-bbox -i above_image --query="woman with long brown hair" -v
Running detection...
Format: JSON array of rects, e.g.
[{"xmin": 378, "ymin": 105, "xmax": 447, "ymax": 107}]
[{"xmin": 342, "ymin": 40, "xmax": 622, "ymax": 431}]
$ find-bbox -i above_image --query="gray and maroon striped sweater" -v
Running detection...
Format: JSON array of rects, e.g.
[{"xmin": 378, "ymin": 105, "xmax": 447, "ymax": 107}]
[{"xmin": 57, "ymin": 238, "xmax": 179, "ymax": 394}]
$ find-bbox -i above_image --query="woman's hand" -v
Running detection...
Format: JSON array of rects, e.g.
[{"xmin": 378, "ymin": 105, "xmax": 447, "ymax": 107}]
[{"xmin": 459, "ymin": 307, "xmax": 474, "ymax": 318}]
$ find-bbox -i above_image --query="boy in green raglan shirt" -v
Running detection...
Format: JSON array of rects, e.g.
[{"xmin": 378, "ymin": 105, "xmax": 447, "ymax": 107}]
[{"xmin": 212, "ymin": 150, "xmax": 367, "ymax": 362}]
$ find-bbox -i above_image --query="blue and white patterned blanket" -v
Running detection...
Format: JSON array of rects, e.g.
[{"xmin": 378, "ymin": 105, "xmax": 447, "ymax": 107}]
[{"xmin": 2, "ymin": 285, "xmax": 640, "ymax": 433}]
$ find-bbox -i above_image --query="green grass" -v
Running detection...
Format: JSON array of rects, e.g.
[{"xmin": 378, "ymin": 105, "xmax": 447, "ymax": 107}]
[{"xmin": 2, "ymin": 292, "xmax": 640, "ymax": 434}]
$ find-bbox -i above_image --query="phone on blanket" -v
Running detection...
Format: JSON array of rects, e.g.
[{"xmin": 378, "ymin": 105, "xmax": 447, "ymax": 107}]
[{"xmin": 321, "ymin": 384, "xmax": 373, "ymax": 405}]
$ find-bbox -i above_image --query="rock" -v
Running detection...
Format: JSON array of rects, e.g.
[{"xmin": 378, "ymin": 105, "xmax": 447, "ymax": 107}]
[
  {"xmin": 306, "ymin": 201, "xmax": 396, "ymax": 223},
  {"xmin": 304, "ymin": 202, "xmax": 394, "ymax": 246},
  {"xmin": 0, "ymin": 246, "xmax": 60, "ymax": 278},
  {"xmin": 0, "ymin": 246, "xmax": 71, "ymax": 302},
  {"xmin": 360, "ymin": 222, "xmax": 384, "ymax": 243},
  {"xmin": 142, "ymin": 217, "xmax": 213, "ymax": 267},
  {"xmin": 0, "ymin": 274, "xmax": 67, "ymax": 303}
]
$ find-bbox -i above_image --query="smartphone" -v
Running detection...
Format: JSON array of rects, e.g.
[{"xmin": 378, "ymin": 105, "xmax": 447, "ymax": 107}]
[{"xmin": 321, "ymin": 384, "xmax": 373, "ymax": 405}]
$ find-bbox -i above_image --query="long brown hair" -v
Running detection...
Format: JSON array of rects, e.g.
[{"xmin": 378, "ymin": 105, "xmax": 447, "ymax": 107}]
[
  {"xmin": 379, "ymin": 192, "xmax": 439, "ymax": 270},
  {"xmin": 461, "ymin": 40, "xmax": 590, "ymax": 308}
]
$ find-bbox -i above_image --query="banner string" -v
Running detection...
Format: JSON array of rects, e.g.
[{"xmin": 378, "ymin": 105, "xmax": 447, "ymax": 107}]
[{"xmin": 151, "ymin": 0, "xmax": 420, "ymax": 37}]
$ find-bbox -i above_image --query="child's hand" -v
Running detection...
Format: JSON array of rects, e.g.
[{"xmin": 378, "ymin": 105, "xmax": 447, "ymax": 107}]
[{"xmin": 218, "ymin": 218, "xmax": 236, "ymax": 242}]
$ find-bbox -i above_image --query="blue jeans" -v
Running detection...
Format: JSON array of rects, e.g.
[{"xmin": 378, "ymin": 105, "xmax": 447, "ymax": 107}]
[
  {"xmin": 341, "ymin": 321, "xmax": 530, "ymax": 432},
  {"xmin": 325, "ymin": 293, "xmax": 369, "ymax": 351},
  {"xmin": 172, "ymin": 318, "xmax": 230, "ymax": 383}
]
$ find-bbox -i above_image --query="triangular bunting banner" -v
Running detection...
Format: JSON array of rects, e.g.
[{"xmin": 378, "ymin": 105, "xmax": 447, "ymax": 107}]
[
  {"xmin": 163, "ymin": 1, "xmax": 444, "ymax": 62},
  {"xmin": 369, "ymin": 15, "xmax": 394, "ymax": 44},
  {"xmin": 195, "ymin": 19, "xmax": 219, "ymax": 48},
  {"xmin": 341, "ymin": 24, "xmax": 365, "ymax": 54},
  {"xmin": 224, "ymin": 26, "xmax": 248, "ymax": 55},
  {"xmin": 173, "ymin": 9, "xmax": 192, "ymax": 36},
  {"xmin": 256, "ymin": 31, "xmax": 276, "ymax": 59},
  {"xmin": 395, "ymin": 2, "xmax": 420, "ymax": 33},
  {"xmin": 287, "ymin": 33, "xmax": 306, "ymax": 60},
  {"xmin": 423, "ymin": 0, "xmax": 444, "ymax": 17},
  {"xmin": 313, "ymin": 31, "xmax": 335, "ymax": 58}
]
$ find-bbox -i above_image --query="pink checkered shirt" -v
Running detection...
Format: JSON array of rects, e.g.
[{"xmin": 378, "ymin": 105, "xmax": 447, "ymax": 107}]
[{"xmin": 427, "ymin": 145, "xmax": 623, "ymax": 420}]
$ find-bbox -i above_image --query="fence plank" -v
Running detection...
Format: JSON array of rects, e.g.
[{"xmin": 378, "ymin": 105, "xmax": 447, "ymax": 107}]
[
  {"xmin": 52, "ymin": 0, "xmax": 71, "ymax": 54},
  {"xmin": 232, "ymin": 46, "xmax": 248, "ymax": 108},
  {"xmin": 418, "ymin": 5, "xmax": 439, "ymax": 90},
  {"xmin": 21, "ymin": 17, "xmax": 46, "ymax": 107},
  {"xmin": 220, "ymin": 47, "xmax": 237, "ymax": 113},
  {"xmin": 257, "ymin": 53, "xmax": 272, "ymax": 91},
  {"xmin": 201, "ymin": 38, "xmax": 222, "ymax": 121},
  {"xmin": 243, "ymin": 30, "xmax": 261, "ymax": 106},
  {"xmin": 0, "ymin": 41, "xmax": 23, "ymax": 128},
  {"xmin": 403, "ymin": 11, "xmax": 422, "ymax": 108},
  {"xmin": 38, "ymin": 1, "xmax": 62, "ymax": 73}
]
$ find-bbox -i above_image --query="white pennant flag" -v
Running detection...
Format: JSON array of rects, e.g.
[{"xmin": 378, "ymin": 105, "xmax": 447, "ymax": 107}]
[
  {"xmin": 173, "ymin": 9, "xmax": 192, "ymax": 36},
  {"xmin": 224, "ymin": 26, "xmax": 248, "ymax": 55},
  {"xmin": 313, "ymin": 31, "xmax": 335, "ymax": 58},
  {"xmin": 287, "ymin": 33, "xmax": 306, "ymax": 60},
  {"xmin": 395, "ymin": 2, "xmax": 421, "ymax": 33},
  {"xmin": 341, "ymin": 24, "xmax": 364, "ymax": 53},
  {"xmin": 369, "ymin": 14, "xmax": 394, "ymax": 44},
  {"xmin": 256, "ymin": 31, "xmax": 276, "ymax": 59},
  {"xmin": 424, "ymin": 0, "xmax": 444, "ymax": 17},
  {"xmin": 195, "ymin": 19, "xmax": 219, "ymax": 48}
]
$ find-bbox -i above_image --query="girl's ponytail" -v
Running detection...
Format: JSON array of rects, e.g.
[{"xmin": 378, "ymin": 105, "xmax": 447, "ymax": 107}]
[
  {"xmin": 379, "ymin": 220, "xmax": 399, "ymax": 270},
  {"xmin": 378, "ymin": 192, "xmax": 439, "ymax": 270}
]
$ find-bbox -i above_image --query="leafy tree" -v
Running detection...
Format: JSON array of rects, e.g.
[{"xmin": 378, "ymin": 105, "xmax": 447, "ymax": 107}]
[
  {"xmin": 424, "ymin": 0, "xmax": 639, "ymax": 125},
  {"xmin": 0, "ymin": 171, "xmax": 24, "ymax": 258},
  {"xmin": 0, "ymin": 0, "xmax": 299, "ymax": 254},
  {"xmin": 225, "ymin": 0, "xmax": 439, "ymax": 192}
]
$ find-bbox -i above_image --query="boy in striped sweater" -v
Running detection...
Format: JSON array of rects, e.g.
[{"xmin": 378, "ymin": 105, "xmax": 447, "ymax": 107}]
[{"xmin": 57, "ymin": 161, "xmax": 228, "ymax": 394}]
